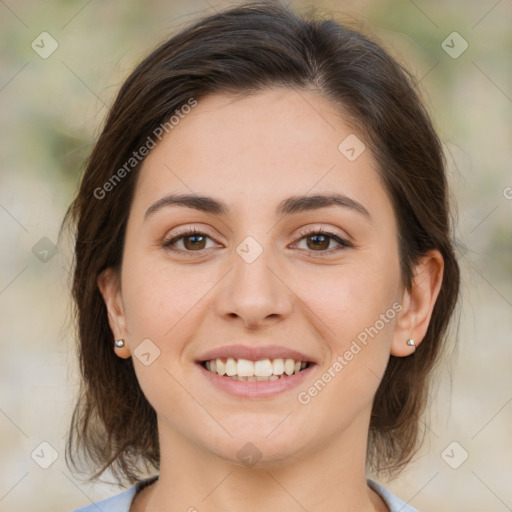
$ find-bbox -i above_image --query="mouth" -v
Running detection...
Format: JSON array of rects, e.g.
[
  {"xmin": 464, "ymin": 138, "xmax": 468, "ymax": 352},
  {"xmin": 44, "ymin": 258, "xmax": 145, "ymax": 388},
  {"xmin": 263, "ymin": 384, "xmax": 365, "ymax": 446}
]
[
  {"xmin": 196, "ymin": 353, "xmax": 316, "ymax": 398},
  {"xmin": 195, "ymin": 344, "xmax": 317, "ymax": 397},
  {"xmin": 200, "ymin": 357, "xmax": 311, "ymax": 382}
]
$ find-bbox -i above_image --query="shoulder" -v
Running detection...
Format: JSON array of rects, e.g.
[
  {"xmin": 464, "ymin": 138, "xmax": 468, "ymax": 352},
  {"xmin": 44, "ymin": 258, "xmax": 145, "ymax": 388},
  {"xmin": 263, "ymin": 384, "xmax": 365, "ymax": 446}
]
[
  {"xmin": 70, "ymin": 476, "xmax": 159, "ymax": 512},
  {"xmin": 367, "ymin": 479, "xmax": 419, "ymax": 512}
]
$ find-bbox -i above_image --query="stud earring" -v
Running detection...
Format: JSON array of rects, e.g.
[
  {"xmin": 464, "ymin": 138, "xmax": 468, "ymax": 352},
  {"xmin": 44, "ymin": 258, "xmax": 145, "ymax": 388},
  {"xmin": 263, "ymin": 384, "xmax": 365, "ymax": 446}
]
[
  {"xmin": 114, "ymin": 339, "xmax": 125, "ymax": 348},
  {"xmin": 406, "ymin": 338, "xmax": 416, "ymax": 351}
]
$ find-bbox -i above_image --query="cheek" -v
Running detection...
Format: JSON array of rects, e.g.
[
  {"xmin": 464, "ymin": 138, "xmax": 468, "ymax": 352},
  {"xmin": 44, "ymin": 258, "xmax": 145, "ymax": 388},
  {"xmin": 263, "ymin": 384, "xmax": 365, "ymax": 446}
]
[
  {"xmin": 294, "ymin": 258, "xmax": 401, "ymax": 349},
  {"xmin": 292, "ymin": 265, "xmax": 400, "ymax": 426},
  {"xmin": 120, "ymin": 249, "xmax": 204, "ymax": 338}
]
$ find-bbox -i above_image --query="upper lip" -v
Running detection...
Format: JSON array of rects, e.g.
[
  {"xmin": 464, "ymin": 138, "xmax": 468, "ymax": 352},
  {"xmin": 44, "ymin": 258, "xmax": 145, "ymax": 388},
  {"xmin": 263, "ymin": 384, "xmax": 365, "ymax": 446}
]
[{"xmin": 197, "ymin": 344, "xmax": 316, "ymax": 364}]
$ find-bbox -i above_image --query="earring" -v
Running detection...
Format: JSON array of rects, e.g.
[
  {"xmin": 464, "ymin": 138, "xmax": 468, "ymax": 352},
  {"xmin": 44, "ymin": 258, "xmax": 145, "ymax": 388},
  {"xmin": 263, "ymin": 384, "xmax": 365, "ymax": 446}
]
[
  {"xmin": 406, "ymin": 338, "xmax": 416, "ymax": 351},
  {"xmin": 114, "ymin": 339, "xmax": 125, "ymax": 348}
]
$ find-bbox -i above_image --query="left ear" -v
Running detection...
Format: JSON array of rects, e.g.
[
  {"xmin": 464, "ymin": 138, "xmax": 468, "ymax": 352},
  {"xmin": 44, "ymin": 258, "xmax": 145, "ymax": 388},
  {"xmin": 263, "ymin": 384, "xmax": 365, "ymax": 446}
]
[{"xmin": 391, "ymin": 249, "xmax": 444, "ymax": 356}]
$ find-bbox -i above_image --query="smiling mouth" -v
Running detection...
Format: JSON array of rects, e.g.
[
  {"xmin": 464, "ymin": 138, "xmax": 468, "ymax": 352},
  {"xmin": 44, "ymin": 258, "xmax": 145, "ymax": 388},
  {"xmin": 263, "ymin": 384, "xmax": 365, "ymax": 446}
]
[{"xmin": 200, "ymin": 357, "xmax": 311, "ymax": 382}]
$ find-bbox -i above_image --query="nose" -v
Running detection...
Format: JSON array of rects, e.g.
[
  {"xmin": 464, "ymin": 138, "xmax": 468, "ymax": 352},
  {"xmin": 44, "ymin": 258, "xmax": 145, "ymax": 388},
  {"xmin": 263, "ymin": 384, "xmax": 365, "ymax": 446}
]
[{"xmin": 215, "ymin": 240, "xmax": 293, "ymax": 330}]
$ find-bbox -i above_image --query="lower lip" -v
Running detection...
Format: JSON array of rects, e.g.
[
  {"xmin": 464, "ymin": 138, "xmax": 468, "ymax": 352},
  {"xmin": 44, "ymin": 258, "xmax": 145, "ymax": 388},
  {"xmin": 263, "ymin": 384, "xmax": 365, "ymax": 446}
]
[{"xmin": 197, "ymin": 363, "xmax": 315, "ymax": 398}]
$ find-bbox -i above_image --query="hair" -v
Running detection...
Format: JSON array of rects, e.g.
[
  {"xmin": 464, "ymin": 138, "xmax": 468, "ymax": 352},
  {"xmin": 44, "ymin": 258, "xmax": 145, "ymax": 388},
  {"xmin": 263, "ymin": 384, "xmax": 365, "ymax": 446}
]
[{"xmin": 64, "ymin": 0, "xmax": 460, "ymax": 486}]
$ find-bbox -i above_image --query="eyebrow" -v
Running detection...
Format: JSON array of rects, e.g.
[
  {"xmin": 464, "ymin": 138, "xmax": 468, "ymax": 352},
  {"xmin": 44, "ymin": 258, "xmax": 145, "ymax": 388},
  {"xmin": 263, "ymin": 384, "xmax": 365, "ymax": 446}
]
[{"xmin": 144, "ymin": 192, "xmax": 371, "ymax": 220}]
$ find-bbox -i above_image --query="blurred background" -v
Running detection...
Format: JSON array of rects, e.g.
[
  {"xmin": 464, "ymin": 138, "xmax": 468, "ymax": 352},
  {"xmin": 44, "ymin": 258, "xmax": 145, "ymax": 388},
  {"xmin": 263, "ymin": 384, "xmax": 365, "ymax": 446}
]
[{"xmin": 0, "ymin": 0, "xmax": 511, "ymax": 510}]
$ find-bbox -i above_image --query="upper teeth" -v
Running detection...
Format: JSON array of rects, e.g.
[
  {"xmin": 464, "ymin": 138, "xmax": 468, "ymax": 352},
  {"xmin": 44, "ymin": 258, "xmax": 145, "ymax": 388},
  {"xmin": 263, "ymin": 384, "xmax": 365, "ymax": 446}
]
[{"xmin": 205, "ymin": 358, "xmax": 307, "ymax": 378}]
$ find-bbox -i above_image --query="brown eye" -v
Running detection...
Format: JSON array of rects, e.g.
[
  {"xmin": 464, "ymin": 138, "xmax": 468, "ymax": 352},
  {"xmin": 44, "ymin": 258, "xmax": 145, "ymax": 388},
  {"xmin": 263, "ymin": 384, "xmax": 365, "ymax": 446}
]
[
  {"xmin": 163, "ymin": 228, "xmax": 217, "ymax": 253},
  {"xmin": 182, "ymin": 234, "xmax": 207, "ymax": 250},
  {"xmin": 306, "ymin": 233, "xmax": 331, "ymax": 251},
  {"xmin": 294, "ymin": 229, "xmax": 352, "ymax": 255}
]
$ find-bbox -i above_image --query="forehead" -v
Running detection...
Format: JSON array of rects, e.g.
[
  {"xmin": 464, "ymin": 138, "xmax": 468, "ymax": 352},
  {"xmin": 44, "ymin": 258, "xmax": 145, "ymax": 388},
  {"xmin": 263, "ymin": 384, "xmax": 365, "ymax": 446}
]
[{"xmin": 132, "ymin": 88, "xmax": 391, "ymax": 221}]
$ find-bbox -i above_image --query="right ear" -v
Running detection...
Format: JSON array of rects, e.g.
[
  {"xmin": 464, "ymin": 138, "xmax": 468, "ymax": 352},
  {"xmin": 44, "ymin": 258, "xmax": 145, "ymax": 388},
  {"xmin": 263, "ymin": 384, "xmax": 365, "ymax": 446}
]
[{"xmin": 97, "ymin": 267, "xmax": 131, "ymax": 359}]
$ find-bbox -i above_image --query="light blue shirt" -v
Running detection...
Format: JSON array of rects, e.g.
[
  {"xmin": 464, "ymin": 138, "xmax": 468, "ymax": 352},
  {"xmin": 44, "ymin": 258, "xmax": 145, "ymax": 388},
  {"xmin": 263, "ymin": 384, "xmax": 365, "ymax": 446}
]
[{"xmin": 71, "ymin": 476, "xmax": 418, "ymax": 511}]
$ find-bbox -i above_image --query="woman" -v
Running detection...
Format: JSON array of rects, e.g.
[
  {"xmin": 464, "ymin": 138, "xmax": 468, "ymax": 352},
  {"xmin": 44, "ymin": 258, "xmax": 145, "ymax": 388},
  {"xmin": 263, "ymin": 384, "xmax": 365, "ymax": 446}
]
[{"xmin": 65, "ymin": 2, "xmax": 460, "ymax": 511}]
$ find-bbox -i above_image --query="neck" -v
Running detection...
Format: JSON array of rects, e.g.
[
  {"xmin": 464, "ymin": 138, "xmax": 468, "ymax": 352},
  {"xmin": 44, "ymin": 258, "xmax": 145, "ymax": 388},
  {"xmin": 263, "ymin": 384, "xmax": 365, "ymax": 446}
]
[{"xmin": 132, "ymin": 411, "xmax": 388, "ymax": 512}]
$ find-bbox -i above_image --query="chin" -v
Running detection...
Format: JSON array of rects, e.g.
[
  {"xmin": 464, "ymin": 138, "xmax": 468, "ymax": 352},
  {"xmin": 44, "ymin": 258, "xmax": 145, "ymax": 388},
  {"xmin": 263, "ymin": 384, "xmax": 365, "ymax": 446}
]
[{"xmin": 204, "ymin": 423, "xmax": 309, "ymax": 469}]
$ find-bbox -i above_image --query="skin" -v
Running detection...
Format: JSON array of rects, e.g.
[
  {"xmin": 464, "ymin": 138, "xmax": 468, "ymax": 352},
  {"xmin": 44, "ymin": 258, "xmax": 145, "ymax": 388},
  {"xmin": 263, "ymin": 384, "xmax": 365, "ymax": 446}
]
[{"xmin": 99, "ymin": 88, "xmax": 444, "ymax": 512}]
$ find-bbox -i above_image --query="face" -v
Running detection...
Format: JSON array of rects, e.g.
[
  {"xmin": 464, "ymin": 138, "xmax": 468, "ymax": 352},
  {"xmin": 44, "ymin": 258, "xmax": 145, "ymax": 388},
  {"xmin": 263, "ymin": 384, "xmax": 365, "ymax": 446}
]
[{"xmin": 101, "ymin": 88, "xmax": 413, "ymax": 467}]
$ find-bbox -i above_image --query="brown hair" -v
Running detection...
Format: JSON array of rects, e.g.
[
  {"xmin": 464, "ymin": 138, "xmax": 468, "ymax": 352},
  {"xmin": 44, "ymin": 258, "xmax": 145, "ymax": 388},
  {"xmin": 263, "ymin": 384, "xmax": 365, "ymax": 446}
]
[{"xmin": 64, "ymin": 1, "xmax": 460, "ymax": 485}]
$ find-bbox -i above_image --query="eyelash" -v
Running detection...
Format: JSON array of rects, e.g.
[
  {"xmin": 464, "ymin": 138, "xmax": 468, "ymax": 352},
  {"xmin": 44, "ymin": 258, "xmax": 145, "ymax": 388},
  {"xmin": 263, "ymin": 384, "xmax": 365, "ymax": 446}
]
[{"xmin": 162, "ymin": 226, "xmax": 352, "ymax": 257}]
